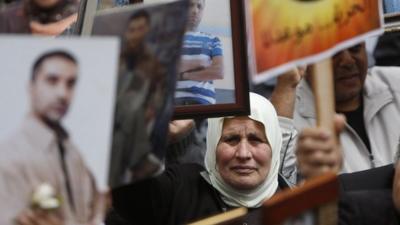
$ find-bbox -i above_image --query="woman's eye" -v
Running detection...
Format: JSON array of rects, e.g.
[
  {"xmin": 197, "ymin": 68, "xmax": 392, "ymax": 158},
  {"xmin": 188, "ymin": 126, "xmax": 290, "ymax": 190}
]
[
  {"xmin": 248, "ymin": 134, "xmax": 266, "ymax": 144},
  {"xmin": 222, "ymin": 136, "xmax": 240, "ymax": 144},
  {"xmin": 249, "ymin": 138, "xmax": 262, "ymax": 144}
]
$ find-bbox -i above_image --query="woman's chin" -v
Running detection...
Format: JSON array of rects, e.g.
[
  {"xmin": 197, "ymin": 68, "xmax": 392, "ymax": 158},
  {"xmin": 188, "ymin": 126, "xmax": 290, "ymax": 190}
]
[{"xmin": 227, "ymin": 177, "xmax": 262, "ymax": 191}]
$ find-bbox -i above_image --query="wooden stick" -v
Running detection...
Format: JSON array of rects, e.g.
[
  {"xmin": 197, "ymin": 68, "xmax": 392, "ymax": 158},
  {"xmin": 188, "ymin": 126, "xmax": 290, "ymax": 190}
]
[
  {"xmin": 318, "ymin": 201, "xmax": 338, "ymax": 225},
  {"xmin": 311, "ymin": 58, "xmax": 335, "ymax": 135},
  {"xmin": 311, "ymin": 58, "xmax": 338, "ymax": 225}
]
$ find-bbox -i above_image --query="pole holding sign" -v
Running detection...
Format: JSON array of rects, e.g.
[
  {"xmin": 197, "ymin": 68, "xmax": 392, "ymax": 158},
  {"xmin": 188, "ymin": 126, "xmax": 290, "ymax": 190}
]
[{"xmin": 311, "ymin": 58, "xmax": 336, "ymax": 134}]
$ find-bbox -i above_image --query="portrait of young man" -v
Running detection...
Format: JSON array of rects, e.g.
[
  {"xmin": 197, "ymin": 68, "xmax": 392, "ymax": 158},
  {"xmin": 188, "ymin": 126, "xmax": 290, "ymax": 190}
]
[
  {"xmin": 0, "ymin": 37, "xmax": 119, "ymax": 225},
  {"xmin": 108, "ymin": 9, "xmax": 167, "ymax": 188},
  {"xmin": 91, "ymin": 3, "xmax": 189, "ymax": 188}
]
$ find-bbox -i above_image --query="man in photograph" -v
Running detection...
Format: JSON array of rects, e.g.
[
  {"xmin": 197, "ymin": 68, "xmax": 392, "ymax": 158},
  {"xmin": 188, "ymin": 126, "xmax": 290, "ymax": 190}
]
[
  {"xmin": 0, "ymin": 0, "xmax": 79, "ymax": 35},
  {"xmin": 109, "ymin": 10, "xmax": 165, "ymax": 188},
  {"xmin": 0, "ymin": 50, "xmax": 96, "ymax": 225},
  {"xmin": 175, "ymin": 0, "xmax": 224, "ymax": 105}
]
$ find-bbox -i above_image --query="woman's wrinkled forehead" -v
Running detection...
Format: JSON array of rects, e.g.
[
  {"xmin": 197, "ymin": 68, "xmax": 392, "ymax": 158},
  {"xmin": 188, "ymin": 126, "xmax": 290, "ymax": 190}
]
[{"xmin": 221, "ymin": 116, "xmax": 267, "ymax": 137}]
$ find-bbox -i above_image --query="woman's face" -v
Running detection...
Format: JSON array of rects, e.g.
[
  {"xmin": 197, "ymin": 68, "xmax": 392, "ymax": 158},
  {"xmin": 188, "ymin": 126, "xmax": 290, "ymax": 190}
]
[{"xmin": 216, "ymin": 117, "xmax": 272, "ymax": 190}]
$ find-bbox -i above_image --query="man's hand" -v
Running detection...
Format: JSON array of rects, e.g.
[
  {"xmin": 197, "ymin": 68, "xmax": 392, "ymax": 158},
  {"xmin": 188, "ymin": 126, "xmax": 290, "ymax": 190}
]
[
  {"xmin": 275, "ymin": 66, "xmax": 306, "ymax": 90},
  {"xmin": 270, "ymin": 66, "xmax": 306, "ymax": 118},
  {"xmin": 296, "ymin": 114, "xmax": 346, "ymax": 179},
  {"xmin": 168, "ymin": 119, "xmax": 195, "ymax": 143},
  {"xmin": 30, "ymin": 13, "xmax": 78, "ymax": 36},
  {"xmin": 15, "ymin": 209, "xmax": 64, "ymax": 225}
]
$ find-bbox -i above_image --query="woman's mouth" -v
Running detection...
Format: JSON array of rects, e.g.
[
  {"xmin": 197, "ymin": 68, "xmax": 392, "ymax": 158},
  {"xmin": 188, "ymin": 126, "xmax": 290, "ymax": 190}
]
[{"xmin": 231, "ymin": 166, "xmax": 257, "ymax": 174}]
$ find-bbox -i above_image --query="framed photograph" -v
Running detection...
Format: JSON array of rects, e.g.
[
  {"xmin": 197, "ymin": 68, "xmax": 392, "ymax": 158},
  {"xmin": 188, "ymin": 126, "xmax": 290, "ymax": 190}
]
[
  {"xmin": 91, "ymin": 1, "xmax": 189, "ymax": 188},
  {"xmin": 144, "ymin": 0, "xmax": 250, "ymax": 119}
]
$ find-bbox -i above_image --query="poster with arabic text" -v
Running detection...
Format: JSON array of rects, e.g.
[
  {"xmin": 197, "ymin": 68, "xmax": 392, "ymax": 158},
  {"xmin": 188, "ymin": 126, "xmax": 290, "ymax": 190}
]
[{"xmin": 250, "ymin": 0, "xmax": 383, "ymax": 83}]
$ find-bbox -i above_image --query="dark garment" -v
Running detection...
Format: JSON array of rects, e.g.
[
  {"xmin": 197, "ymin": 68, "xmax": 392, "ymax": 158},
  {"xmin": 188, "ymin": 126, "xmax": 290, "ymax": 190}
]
[
  {"xmin": 341, "ymin": 102, "xmax": 371, "ymax": 153},
  {"xmin": 109, "ymin": 164, "xmax": 224, "ymax": 225},
  {"xmin": 166, "ymin": 119, "xmax": 207, "ymax": 167},
  {"xmin": 106, "ymin": 163, "xmax": 290, "ymax": 225},
  {"xmin": 339, "ymin": 164, "xmax": 394, "ymax": 191},
  {"xmin": 338, "ymin": 165, "xmax": 400, "ymax": 225},
  {"xmin": 339, "ymin": 190, "xmax": 400, "ymax": 225},
  {"xmin": 374, "ymin": 32, "xmax": 400, "ymax": 67}
]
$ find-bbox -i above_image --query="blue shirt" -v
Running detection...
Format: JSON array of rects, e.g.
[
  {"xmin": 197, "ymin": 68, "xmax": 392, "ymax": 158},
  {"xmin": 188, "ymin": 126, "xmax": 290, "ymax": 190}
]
[{"xmin": 175, "ymin": 31, "xmax": 223, "ymax": 105}]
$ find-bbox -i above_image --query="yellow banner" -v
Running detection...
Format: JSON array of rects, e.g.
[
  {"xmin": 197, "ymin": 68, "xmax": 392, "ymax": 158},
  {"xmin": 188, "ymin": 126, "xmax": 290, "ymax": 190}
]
[{"xmin": 251, "ymin": 0, "xmax": 382, "ymax": 83}]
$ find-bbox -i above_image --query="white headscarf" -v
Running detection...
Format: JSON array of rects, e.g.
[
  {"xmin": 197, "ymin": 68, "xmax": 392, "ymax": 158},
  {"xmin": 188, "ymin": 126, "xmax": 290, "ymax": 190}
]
[{"xmin": 204, "ymin": 92, "xmax": 282, "ymax": 208}]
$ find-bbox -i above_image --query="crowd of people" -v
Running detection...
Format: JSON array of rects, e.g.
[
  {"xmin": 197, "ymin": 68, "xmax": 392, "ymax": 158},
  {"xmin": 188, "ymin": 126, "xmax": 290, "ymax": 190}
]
[
  {"xmin": 109, "ymin": 36, "xmax": 400, "ymax": 224},
  {"xmin": 1, "ymin": 0, "xmax": 400, "ymax": 225}
]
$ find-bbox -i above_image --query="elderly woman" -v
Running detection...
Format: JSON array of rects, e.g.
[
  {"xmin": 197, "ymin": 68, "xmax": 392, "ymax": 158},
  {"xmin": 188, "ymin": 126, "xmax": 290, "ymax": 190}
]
[{"xmin": 107, "ymin": 92, "xmax": 291, "ymax": 225}]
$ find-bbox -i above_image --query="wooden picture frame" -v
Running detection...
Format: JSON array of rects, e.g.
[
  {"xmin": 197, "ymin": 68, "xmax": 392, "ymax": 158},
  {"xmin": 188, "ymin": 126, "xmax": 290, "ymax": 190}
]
[
  {"xmin": 172, "ymin": 0, "xmax": 250, "ymax": 119},
  {"xmin": 80, "ymin": 0, "xmax": 250, "ymax": 119},
  {"xmin": 142, "ymin": 0, "xmax": 250, "ymax": 119},
  {"xmin": 74, "ymin": 0, "xmax": 102, "ymax": 35}
]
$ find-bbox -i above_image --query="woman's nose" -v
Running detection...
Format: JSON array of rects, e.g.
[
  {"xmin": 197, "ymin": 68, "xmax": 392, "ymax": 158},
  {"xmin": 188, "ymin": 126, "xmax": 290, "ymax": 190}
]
[{"xmin": 235, "ymin": 140, "xmax": 251, "ymax": 160}]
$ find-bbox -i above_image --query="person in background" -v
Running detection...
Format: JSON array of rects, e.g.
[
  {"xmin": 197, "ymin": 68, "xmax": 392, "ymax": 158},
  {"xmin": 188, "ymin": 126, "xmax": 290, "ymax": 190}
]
[
  {"xmin": 294, "ymin": 42, "xmax": 400, "ymax": 174},
  {"xmin": 374, "ymin": 32, "xmax": 400, "ymax": 67},
  {"xmin": 0, "ymin": 0, "xmax": 79, "ymax": 35}
]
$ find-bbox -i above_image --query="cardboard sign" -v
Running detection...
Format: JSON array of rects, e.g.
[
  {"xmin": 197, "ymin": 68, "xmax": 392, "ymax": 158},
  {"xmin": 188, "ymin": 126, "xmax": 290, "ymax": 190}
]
[{"xmin": 251, "ymin": 0, "xmax": 383, "ymax": 83}]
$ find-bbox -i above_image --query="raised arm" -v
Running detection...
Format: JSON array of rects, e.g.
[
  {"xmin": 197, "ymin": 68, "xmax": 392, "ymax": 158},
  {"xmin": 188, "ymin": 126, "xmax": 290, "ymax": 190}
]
[
  {"xmin": 270, "ymin": 67, "xmax": 305, "ymax": 118},
  {"xmin": 269, "ymin": 67, "xmax": 305, "ymax": 184}
]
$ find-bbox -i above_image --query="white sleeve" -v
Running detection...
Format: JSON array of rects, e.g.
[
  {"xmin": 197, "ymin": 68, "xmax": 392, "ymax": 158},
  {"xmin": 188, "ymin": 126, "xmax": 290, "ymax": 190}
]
[{"xmin": 278, "ymin": 116, "xmax": 298, "ymax": 185}]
